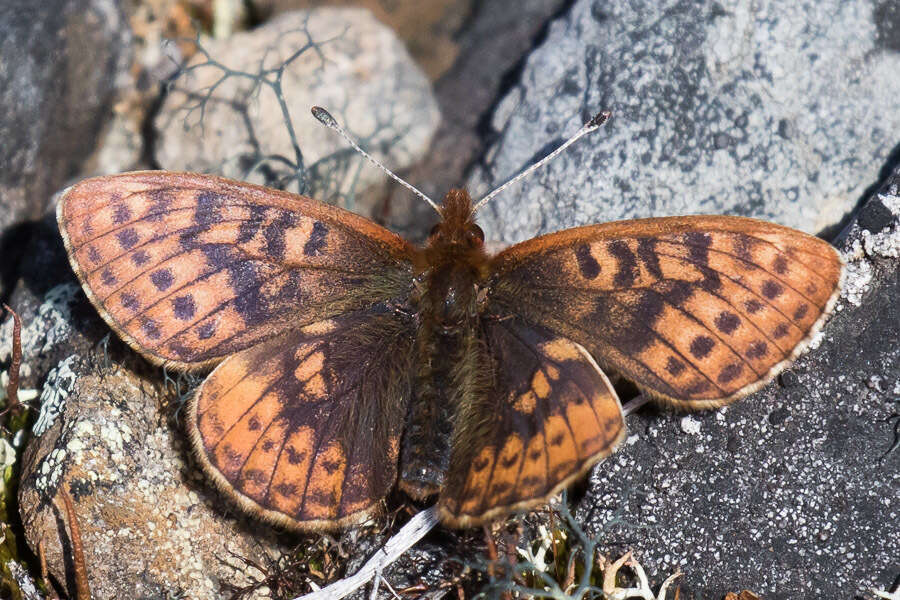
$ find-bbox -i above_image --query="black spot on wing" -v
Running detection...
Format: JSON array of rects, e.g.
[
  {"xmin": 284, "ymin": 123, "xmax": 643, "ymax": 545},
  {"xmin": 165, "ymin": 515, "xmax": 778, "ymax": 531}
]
[
  {"xmin": 684, "ymin": 232, "xmax": 712, "ymax": 265},
  {"xmin": 660, "ymin": 280, "xmax": 694, "ymax": 306},
  {"xmin": 762, "ymin": 280, "xmax": 784, "ymax": 299},
  {"xmin": 607, "ymin": 240, "xmax": 637, "ymax": 287},
  {"xmin": 575, "ymin": 244, "xmax": 600, "ymax": 279},
  {"xmin": 195, "ymin": 191, "xmax": 223, "ymax": 226},
  {"xmin": 101, "ymin": 268, "xmax": 116, "ymax": 286},
  {"xmin": 746, "ymin": 341, "xmax": 768, "ymax": 359},
  {"xmin": 263, "ymin": 212, "xmax": 297, "ymax": 262},
  {"xmin": 150, "ymin": 269, "xmax": 174, "ymax": 291},
  {"xmin": 131, "ymin": 250, "xmax": 150, "ymax": 266},
  {"xmin": 690, "ymin": 335, "xmax": 715, "ymax": 359},
  {"xmin": 666, "ymin": 356, "xmax": 686, "ymax": 376},
  {"xmin": 172, "ymin": 295, "xmax": 196, "ymax": 320},
  {"xmin": 744, "ymin": 299, "xmax": 764, "ymax": 314},
  {"xmin": 304, "ymin": 221, "xmax": 328, "ymax": 257},
  {"xmin": 112, "ymin": 203, "xmax": 131, "ymax": 225},
  {"xmin": 197, "ymin": 321, "xmax": 216, "ymax": 340},
  {"xmin": 773, "ymin": 255, "xmax": 789, "ymax": 274},
  {"xmin": 237, "ymin": 205, "xmax": 268, "ymax": 243},
  {"xmin": 714, "ymin": 311, "xmax": 741, "ymax": 334},
  {"xmin": 717, "ymin": 363, "xmax": 743, "ymax": 384},
  {"xmin": 637, "ymin": 237, "xmax": 662, "ymax": 278},
  {"xmin": 121, "ymin": 292, "xmax": 139, "ymax": 312},
  {"xmin": 116, "ymin": 228, "xmax": 139, "ymax": 250}
]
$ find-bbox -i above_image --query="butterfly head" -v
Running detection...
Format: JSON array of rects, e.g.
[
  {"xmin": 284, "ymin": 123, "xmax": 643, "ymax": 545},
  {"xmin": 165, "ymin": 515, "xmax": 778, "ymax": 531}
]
[{"xmin": 428, "ymin": 189, "xmax": 484, "ymax": 250}]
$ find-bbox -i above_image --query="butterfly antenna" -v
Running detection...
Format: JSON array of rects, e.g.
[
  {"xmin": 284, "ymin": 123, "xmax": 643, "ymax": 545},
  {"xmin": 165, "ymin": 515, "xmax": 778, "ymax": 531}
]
[
  {"xmin": 472, "ymin": 110, "xmax": 612, "ymax": 213},
  {"xmin": 311, "ymin": 106, "xmax": 441, "ymax": 214}
]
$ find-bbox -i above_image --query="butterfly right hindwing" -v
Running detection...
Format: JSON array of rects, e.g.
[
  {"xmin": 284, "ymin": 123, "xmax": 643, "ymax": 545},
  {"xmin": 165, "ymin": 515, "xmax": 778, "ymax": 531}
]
[{"xmin": 438, "ymin": 317, "xmax": 625, "ymax": 527}]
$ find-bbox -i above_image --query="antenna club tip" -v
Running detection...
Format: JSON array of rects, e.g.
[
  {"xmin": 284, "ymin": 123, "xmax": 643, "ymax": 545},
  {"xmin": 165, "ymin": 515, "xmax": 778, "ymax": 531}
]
[
  {"xmin": 311, "ymin": 106, "xmax": 338, "ymax": 128},
  {"xmin": 588, "ymin": 110, "xmax": 612, "ymax": 128}
]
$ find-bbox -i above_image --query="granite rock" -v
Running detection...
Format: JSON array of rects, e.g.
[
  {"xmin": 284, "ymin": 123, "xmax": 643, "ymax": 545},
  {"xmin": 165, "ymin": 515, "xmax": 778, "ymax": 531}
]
[
  {"xmin": 153, "ymin": 8, "xmax": 440, "ymax": 214},
  {"xmin": 0, "ymin": 0, "xmax": 131, "ymax": 296},
  {"xmin": 18, "ymin": 355, "xmax": 287, "ymax": 599},
  {"xmin": 471, "ymin": 0, "xmax": 900, "ymax": 243},
  {"xmin": 383, "ymin": 0, "xmax": 570, "ymax": 239}
]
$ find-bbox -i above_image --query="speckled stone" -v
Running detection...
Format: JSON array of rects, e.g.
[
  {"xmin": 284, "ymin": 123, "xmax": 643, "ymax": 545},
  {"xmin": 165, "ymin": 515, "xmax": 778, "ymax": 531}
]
[
  {"xmin": 153, "ymin": 8, "xmax": 440, "ymax": 214},
  {"xmin": 18, "ymin": 359, "xmax": 286, "ymax": 599},
  {"xmin": 471, "ymin": 0, "xmax": 900, "ymax": 242},
  {"xmin": 574, "ymin": 173, "xmax": 900, "ymax": 598}
]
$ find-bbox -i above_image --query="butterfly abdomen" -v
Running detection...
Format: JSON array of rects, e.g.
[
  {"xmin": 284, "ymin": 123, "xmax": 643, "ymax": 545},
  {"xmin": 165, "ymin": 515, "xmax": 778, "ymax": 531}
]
[{"xmin": 399, "ymin": 189, "xmax": 492, "ymax": 499}]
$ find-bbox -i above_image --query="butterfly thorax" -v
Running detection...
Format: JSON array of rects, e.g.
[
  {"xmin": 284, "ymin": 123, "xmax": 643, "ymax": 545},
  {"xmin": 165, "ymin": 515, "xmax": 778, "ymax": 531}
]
[{"xmin": 400, "ymin": 189, "xmax": 491, "ymax": 499}]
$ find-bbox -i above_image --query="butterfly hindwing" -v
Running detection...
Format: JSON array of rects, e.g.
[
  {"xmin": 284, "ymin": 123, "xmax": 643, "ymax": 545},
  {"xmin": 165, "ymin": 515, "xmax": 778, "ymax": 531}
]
[
  {"xmin": 487, "ymin": 216, "xmax": 843, "ymax": 408},
  {"xmin": 438, "ymin": 318, "xmax": 625, "ymax": 527},
  {"xmin": 57, "ymin": 171, "xmax": 415, "ymax": 369},
  {"xmin": 188, "ymin": 305, "xmax": 415, "ymax": 530}
]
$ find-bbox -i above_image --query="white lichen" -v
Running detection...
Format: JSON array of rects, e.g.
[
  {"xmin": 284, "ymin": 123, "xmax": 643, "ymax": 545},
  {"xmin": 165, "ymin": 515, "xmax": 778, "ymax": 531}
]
[
  {"xmin": 33, "ymin": 354, "xmax": 79, "ymax": 437},
  {"xmin": 0, "ymin": 283, "xmax": 80, "ymax": 364}
]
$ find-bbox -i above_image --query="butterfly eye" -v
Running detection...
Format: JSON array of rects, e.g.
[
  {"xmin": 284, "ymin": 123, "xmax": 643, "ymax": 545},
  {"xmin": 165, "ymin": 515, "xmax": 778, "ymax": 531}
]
[
  {"xmin": 468, "ymin": 224, "xmax": 485, "ymax": 243},
  {"xmin": 429, "ymin": 223, "xmax": 441, "ymax": 237}
]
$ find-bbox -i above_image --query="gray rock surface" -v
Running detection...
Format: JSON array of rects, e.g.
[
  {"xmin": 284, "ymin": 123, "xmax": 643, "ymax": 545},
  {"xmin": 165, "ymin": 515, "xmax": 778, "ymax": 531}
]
[
  {"xmin": 471, "ymin": 0, "xmax": 900, "ymax": 243},
  {"xmin": 154, "ymin": 8, "xmax": 440, "ymax": 214},
  {"xmin": 383, "ymin": 0, "xmax": 569, "ymax": 238},
  {"xmin": 575, "ymin": 176, "xmax": 900, "ymax": 598},
  {"xmin": 0, "ymin": 0, "xmax": 131, "ymax": 295}
]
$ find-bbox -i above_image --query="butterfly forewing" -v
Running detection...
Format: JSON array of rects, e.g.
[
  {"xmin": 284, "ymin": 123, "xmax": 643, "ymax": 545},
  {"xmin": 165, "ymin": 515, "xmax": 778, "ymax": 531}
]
[
  {"xmin": 487, "ymin": 216, "xmax": 843, "ymax": 407},
  {"xmin": 438, "ymin": 318, "xmax": 625, "ymax": 527},
  {"xmin": 188, "ymin": 306, "xmax": 415, "ymax": 530},
  {"xmin": 57, "ymin": 172, "xmax": 415, "ymax": 369}
]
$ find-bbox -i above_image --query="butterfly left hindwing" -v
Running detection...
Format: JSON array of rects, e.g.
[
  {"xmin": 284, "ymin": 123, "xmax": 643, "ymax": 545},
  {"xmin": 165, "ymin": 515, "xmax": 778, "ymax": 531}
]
[{"xmin": 189, "ymin": 305, "xmax": 415, "ymax": 530}]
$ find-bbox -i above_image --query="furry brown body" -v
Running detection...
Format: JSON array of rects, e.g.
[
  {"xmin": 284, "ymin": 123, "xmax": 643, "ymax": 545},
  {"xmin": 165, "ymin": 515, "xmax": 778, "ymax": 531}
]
[{"xmin": 400, "ymin": 190, "xmax": 489, "ymax": 498}]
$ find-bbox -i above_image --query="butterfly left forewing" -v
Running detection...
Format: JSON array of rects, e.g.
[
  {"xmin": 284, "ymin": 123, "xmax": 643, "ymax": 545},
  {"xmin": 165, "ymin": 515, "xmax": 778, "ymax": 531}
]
[
  {"xmin": 487, "ymin": 216, "xmax": 843, "ymax": 408},
  {"xmin": 57, "ymin": 171, "xmax": 415, "ymax": 369},
  {"xmin": 189, "ymin": 305, "xmax": 415, "ymax": 531},
  {"xmin": 438, "ymin": 318, "xmax": 625, "ymax": 527}
]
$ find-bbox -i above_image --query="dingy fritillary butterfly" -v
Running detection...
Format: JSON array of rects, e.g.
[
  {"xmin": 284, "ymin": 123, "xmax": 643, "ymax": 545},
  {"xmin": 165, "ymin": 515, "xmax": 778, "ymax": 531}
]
[{"xmin": 57, "ymin": 110, "xmax": 843, "ymax": 530}]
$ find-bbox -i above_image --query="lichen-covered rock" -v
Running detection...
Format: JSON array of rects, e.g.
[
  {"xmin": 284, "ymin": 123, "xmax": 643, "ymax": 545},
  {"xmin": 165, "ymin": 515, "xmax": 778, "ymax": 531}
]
[
  {"xmin": 153, "ymin": 8, "xmax": 440, "ymax": 213},
  {"xmin": 471, "ymin": 0, "xmax": 900, "ymax": 242},
  {"xmin": 19, "ymin": 356, "xmax": 287, "ymax": 599},
  {"xmin": 573, "ymin": 174, "xmax": 900, "ymax": 598}
]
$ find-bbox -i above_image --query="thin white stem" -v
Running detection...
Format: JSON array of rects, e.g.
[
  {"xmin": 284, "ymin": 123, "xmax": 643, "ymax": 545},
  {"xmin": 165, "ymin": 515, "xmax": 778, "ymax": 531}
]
[
  {"xmin": 311, "ymin": 106, "xmax": 441, "ymax": 213},
  {"xmin": 472, "ymin": 110, "xmax": 612, "ymax": 213},
  {"xmin": 294, "ymin": 506, "xmax": 440, "ymax": 600}
]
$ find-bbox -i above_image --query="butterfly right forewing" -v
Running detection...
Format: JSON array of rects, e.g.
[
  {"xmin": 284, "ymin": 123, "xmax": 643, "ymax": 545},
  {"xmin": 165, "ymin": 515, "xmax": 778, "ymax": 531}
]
[{"xmin": 486, "ymin": 216, "xmax": 843, "ymax": 408}]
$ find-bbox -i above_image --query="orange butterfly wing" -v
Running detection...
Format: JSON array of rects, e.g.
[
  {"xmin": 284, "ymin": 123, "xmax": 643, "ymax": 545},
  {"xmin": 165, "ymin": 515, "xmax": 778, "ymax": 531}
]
[
  {"xmin": 188, "ymin": 306, "xmax": 415, "ymax": 531},
  {"xmin": 486, "ymin": 216, "xmax": 843, "ymax": 408},
  {"xmin": 57, "ymin": 171, "xmax": 415, "ymax": 370},
  {"xmin": 438, "ymin": 318, "xmax": 625, "ymax": 527}
]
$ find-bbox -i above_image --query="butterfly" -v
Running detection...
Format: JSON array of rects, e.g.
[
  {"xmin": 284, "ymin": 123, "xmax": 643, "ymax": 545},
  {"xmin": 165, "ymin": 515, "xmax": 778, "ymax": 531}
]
[{"xmin": 56, "ymin": 109, "xmax": 843, "ymax": 530}]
